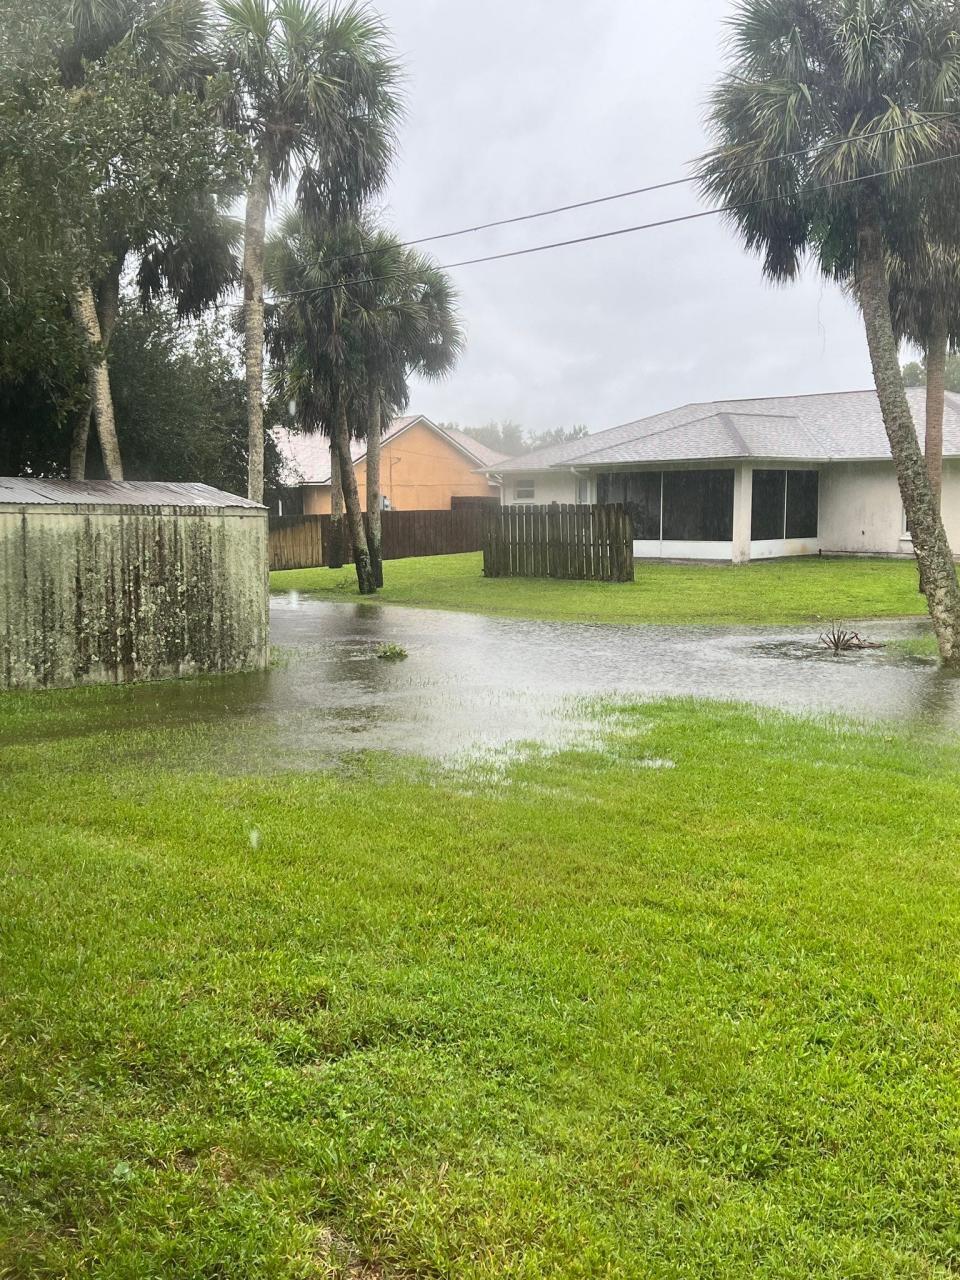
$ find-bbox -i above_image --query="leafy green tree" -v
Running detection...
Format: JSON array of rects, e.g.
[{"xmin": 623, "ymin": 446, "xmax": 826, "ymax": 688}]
[
  {"xmin": 0, "ymin": 3, "xmax": 243, "ymax": 479},
  {"xmin": 454, "ymin": 422, "xmax": 589, "ymax": 456},
  {"xmin": 108, "ymin": 301, "xmax": 284, "ymax": 492},
  {"xmin": 698, "ymin": 0, "xmax": 960, "ymax": 664},
  {"xmin": 216, "ymin": 0, "xmax": 401, "ymax": 504},
  {"xmin": 454, "ymin": 421, "xmax": 526, "ymax": 456},
  {"xmin": 0, "ymin": 296, "xmax": 284, "ymax": 492},
  {"xmin": 904, "ymin": 352, "xmax": 960, "ymax": 394}
]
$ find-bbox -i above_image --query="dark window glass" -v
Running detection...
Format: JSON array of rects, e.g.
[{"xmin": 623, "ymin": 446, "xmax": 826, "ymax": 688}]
[
  {"xmin": 786, "ymin": 470, "xmax": 819, "ymax": 538},
  {"xmin": 597, "ymin": 472, "xmax": 662, "ymax": 539},
  {"xmin": 751, "ymin": 469, "xmax": 786, "ymax": 540},
  {"xmin": 662, "ymin": 469, "xmax": 734, "ymax": 541}
]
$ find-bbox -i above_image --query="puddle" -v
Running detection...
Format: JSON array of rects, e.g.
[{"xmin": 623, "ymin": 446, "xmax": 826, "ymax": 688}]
[{"xmin": 3, "ymin": 598, "xmax": 957, "ymax": 769}]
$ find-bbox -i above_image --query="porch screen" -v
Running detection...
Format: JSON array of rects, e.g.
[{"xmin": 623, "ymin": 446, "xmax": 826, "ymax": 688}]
[
  {"xmin": 661, "ymin": 469, "xmax": 735, "ymax": 541},
  {"xmin": 751, "ymin": 469, "xmax": 819, "ymax": 540},
  {"xmin": 597, "ymin": 472, "xmax": 662, "ymax": 539}
]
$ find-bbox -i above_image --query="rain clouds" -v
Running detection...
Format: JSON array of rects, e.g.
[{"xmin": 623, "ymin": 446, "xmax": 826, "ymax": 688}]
[{"xmin": 377, "ymin": 0, "xmax": 878, "ymax": 436}]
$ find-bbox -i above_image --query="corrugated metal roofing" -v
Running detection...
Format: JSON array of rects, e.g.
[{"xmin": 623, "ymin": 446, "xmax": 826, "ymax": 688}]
[
  {"xmin": 0, "ymin": 479, "xmax": 263, "ymax": 509},
  {"xmin": 492, "ymin": 389, "xmax": 960, "ymax": 472}
]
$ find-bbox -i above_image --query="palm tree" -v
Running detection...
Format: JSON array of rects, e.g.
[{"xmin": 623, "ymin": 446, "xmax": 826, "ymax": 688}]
[
  {"xmin": 265, "ymin": 211, "xmax": 460, "ymax": 592},
  {"xmin": 889, "ymin": 244, "xmax": 960, "ymax": 509},
  {"xmin": 216, "ymin": 0, "xmax": 400, "ymax": 504},
  {"xmin": 265, "ymin": 211, "xmax": 383, "ymax": 592},
  {"xmin": 698, "ymin": 0, "xmax": 960, "ymax": 664},
  {"xmin": 360, "ymin": 260, "xmax": 463, "ymax": 586}
]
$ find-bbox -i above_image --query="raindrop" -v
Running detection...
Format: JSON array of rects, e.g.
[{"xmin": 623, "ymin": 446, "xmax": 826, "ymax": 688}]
[{"xmin": 248, "ymin": 827, "xmax": 262, "ymax": 851}]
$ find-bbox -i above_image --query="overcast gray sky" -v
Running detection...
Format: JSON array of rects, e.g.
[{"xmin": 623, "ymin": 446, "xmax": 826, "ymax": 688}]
[{"xmin": 372, "ymin": 0, "xmax": 883, "ymax": 436}]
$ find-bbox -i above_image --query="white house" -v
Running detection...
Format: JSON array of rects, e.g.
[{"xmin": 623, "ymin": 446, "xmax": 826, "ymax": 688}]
[{"xmin": 484, "ymin": 390, "xmax": 960, "ymax": 562}]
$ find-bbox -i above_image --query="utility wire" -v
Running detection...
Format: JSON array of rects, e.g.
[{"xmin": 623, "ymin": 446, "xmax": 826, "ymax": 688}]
[
  {"xmin": 313, "ymin": 113, "xmax": 959, "ymax": 270},
  {"xmin": 278, "ymin": 149, "xmax": 960, "ymax": 302}
]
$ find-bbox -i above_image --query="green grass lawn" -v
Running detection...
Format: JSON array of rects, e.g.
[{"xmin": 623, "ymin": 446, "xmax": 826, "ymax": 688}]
[
  {"xmin": 271, "ymin": 553, "xmax": 930, "ymax": 626},
  {"xmin": 4, "ymin": 687, "xmax": 960, "ymax": 1276}
]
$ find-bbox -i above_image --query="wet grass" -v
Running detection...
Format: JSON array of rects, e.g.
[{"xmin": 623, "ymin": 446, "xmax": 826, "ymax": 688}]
[
  {"xmin": 272, "ymin": 553, "xmax": 930, "ymax": 626},
  {"xmin": 4, "ymin": 689, "xmax": 960, "ymax": 1276},
  {"xmin": 885, "ymin": 632, "xmax": 939, "ymax": 659}
]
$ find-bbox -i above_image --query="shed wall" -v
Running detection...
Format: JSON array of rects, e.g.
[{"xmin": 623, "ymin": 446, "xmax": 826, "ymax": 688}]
[{"xmin": 0, "ymin": 505, "xmax": 268, "ymax": 689}]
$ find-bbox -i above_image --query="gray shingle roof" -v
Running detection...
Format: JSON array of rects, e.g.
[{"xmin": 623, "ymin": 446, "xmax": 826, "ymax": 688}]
[
  {"xmin": 491, "ymin": 389, "xmax": 960, "ymax": 472},
  {"xmin": 0, "ymin": 479, "xmax": 262, "ymax": 509}
]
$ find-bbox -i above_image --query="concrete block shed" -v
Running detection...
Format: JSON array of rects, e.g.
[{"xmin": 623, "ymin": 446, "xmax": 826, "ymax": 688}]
[{"xmin": 0, "ymin": 480, "xmax": 269, "ymax": 690}]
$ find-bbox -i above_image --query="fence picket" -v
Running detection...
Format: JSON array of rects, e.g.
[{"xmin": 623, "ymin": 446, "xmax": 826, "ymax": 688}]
[{"xmin": 478, "ymin": 503, "xmax": 631, "ymax": 582}]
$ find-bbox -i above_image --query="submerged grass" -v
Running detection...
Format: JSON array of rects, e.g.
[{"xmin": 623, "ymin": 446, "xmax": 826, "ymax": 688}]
[
  {"xmin": 4, "ymin": 688, "xmax": 960, "ymax": 1276},
  {"xmin": 271, "ymin": 553, "xmax": 930, "ymax": 626}
]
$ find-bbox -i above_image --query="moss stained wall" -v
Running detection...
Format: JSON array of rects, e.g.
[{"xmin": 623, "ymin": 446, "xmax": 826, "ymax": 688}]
[{"xmin": 0, "ymin": 504, "xmax": 269, "ymax": 690}]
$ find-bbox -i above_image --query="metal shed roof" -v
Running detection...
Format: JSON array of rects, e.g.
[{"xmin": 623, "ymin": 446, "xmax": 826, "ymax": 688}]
[{"xmin": 0, "ymin": 479, "xmax": 264, "ymax": 509}]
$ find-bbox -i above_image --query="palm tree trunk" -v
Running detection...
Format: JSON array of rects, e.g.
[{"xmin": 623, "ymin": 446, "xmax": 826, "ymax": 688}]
[
  {"xmin": 366, "ymin": 395, "xmax": 384, "ymax": 587},
  {"xmin": 333, "ymin": 401, "xmax": 376, "ymax": 594},
  {"xmin": 856, "ymin": 216, "xmax": 960, "ymax": 665},
  {"xmin": 925, "ymin": 313, "xmax": 948, "ymax": 510},
  {"xmin": 71, "ymin": 262, "xmax": 123, "ymax": 481},
  {"xmin": 328, "ymin": 435, "xmax": 345, "ymax": 568},
  {"xmin": 70, "ymin": 282, "xmax": 123, "ymax": 481},
  {"xmin": 243, "ymin": 156, "xmax": 270, "ymax": 504}
]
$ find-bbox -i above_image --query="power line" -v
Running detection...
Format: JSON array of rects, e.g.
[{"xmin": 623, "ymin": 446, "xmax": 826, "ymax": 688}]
[
  {"xmin": 278, "ymin": 149, "xmax": 960, "ymax": 302},
  {"xmin": 316, "ymin": 114, "xmax": 959, "ymax": 269}
]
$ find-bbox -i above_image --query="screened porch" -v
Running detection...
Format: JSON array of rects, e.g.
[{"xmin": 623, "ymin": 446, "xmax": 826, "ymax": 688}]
[{"xmin": 596, "ymin": 464, "xmax": 821, "ymax": 562}]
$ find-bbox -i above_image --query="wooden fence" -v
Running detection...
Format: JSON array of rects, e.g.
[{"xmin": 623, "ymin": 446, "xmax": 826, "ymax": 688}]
[
  {"xmin": 268, "ymin": 506, "xmax": 489, "ymax": 571},
  {"xmin": 482, "ymin": 504, "xmax": 634, "ymax": 582},
  {"xmin": 269, "ymin": 515, "xmax": 324, "ymax": 572}
]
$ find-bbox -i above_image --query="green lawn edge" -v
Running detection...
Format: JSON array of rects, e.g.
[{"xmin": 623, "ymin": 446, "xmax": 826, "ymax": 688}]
[{"xmin": 271, "ymin": 552, "xmax": 933, "ymax": 628}]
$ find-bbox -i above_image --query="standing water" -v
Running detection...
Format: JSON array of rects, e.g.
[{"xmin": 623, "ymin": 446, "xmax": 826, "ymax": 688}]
[{"xmin": 4, "ymin": 598, "xmax": 956, "ymax": 767}]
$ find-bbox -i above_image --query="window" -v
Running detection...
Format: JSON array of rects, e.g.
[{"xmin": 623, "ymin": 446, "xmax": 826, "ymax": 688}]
[
  {"xmin": 598, "ymin": 469, "xmax": 735, "ymax": 541},
  {"xmin": 575, "ymin": 477, "xmax": 591, "ymax": 504},
  {"xmin": 751, "ymin": 470, "xmax": 786, "ymax": 541},
  {"xmin": 514, "ymin": 482, "xmax": 535, "ymax": 502},
  {"xmin": 662, "ymin": 469, "xmax": 735, "ymax": 541},
  {"xmin": 785, "ymin": 471, "xmax": 819, "ymax": 538},
  {"xmin": 598, "ymin": 471, "xmax": 662, "ymax": 539},
  {"xmin": 751, "ymin": 469, "xmax": 819, "ymax": 540}
]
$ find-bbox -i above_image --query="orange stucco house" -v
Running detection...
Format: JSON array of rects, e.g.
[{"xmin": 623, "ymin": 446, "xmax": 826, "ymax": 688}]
[{"xmin": 272, "ymin": 415, "xmax": 506, "ymax": 515}]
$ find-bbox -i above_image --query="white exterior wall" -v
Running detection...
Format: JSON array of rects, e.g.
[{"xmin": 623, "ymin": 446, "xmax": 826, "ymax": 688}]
[
  {"xmin": 818, "ymin": 462, "xmax": 904, "ymax": 554},
  {"xmin": 500, "ymin": 459, "xmax": 960, "ymax": 559},
  {"xmin": 499, "ymin": 470, "xmax": 579, "ymax": 506},
  {"xmin": 942, "ymin": 465, "xmax": 960, "ymax": 550}
]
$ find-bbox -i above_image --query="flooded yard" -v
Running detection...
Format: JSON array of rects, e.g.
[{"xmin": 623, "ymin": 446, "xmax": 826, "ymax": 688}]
[{"xmin": 8, "ymin": 596, "xmax": 959, "ymax": 766}]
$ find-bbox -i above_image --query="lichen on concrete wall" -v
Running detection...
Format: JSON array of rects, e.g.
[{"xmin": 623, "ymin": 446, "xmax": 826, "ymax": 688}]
[{"xmin": 0, "ymin": 504, "xmax": 269, "ymax": 690}]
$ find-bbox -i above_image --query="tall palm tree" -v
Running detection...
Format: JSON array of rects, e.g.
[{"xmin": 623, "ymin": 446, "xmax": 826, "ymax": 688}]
[
  {"xmin": 361, "ymin": 260, "xmax": 463, "ymax": 586},
  {"xmin": 216, "ymin": 0, "xmax": 400, "ymax": 504},
  {"xmin": 265, "ymin": 211, "xmax": 460, "ymax": 592},
  {"xmin": 265, "ymin": 210, "xmax": 384, "ymax": 592},
  {"xmin": 697, "ymin": 0, "xmax": 960, "ymax": 665},
  {"xmin": 889, "ymin": 244, "xmax": 960, "ymax": 509}
]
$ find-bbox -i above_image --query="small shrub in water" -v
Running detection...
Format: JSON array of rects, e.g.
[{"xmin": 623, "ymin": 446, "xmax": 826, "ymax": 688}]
[
  {"xmin": 819, "ymin": 622, "xmax": 881, "ymax": 655},
  {"xmin": 377, "ymin": 643, "xmax": 408, "ymax": 662}
]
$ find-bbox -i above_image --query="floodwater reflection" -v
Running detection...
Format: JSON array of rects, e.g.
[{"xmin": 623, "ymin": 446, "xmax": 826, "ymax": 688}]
[{"xmin": 7, "ymin": 597, "xmax": 960, "ymax": 767}]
